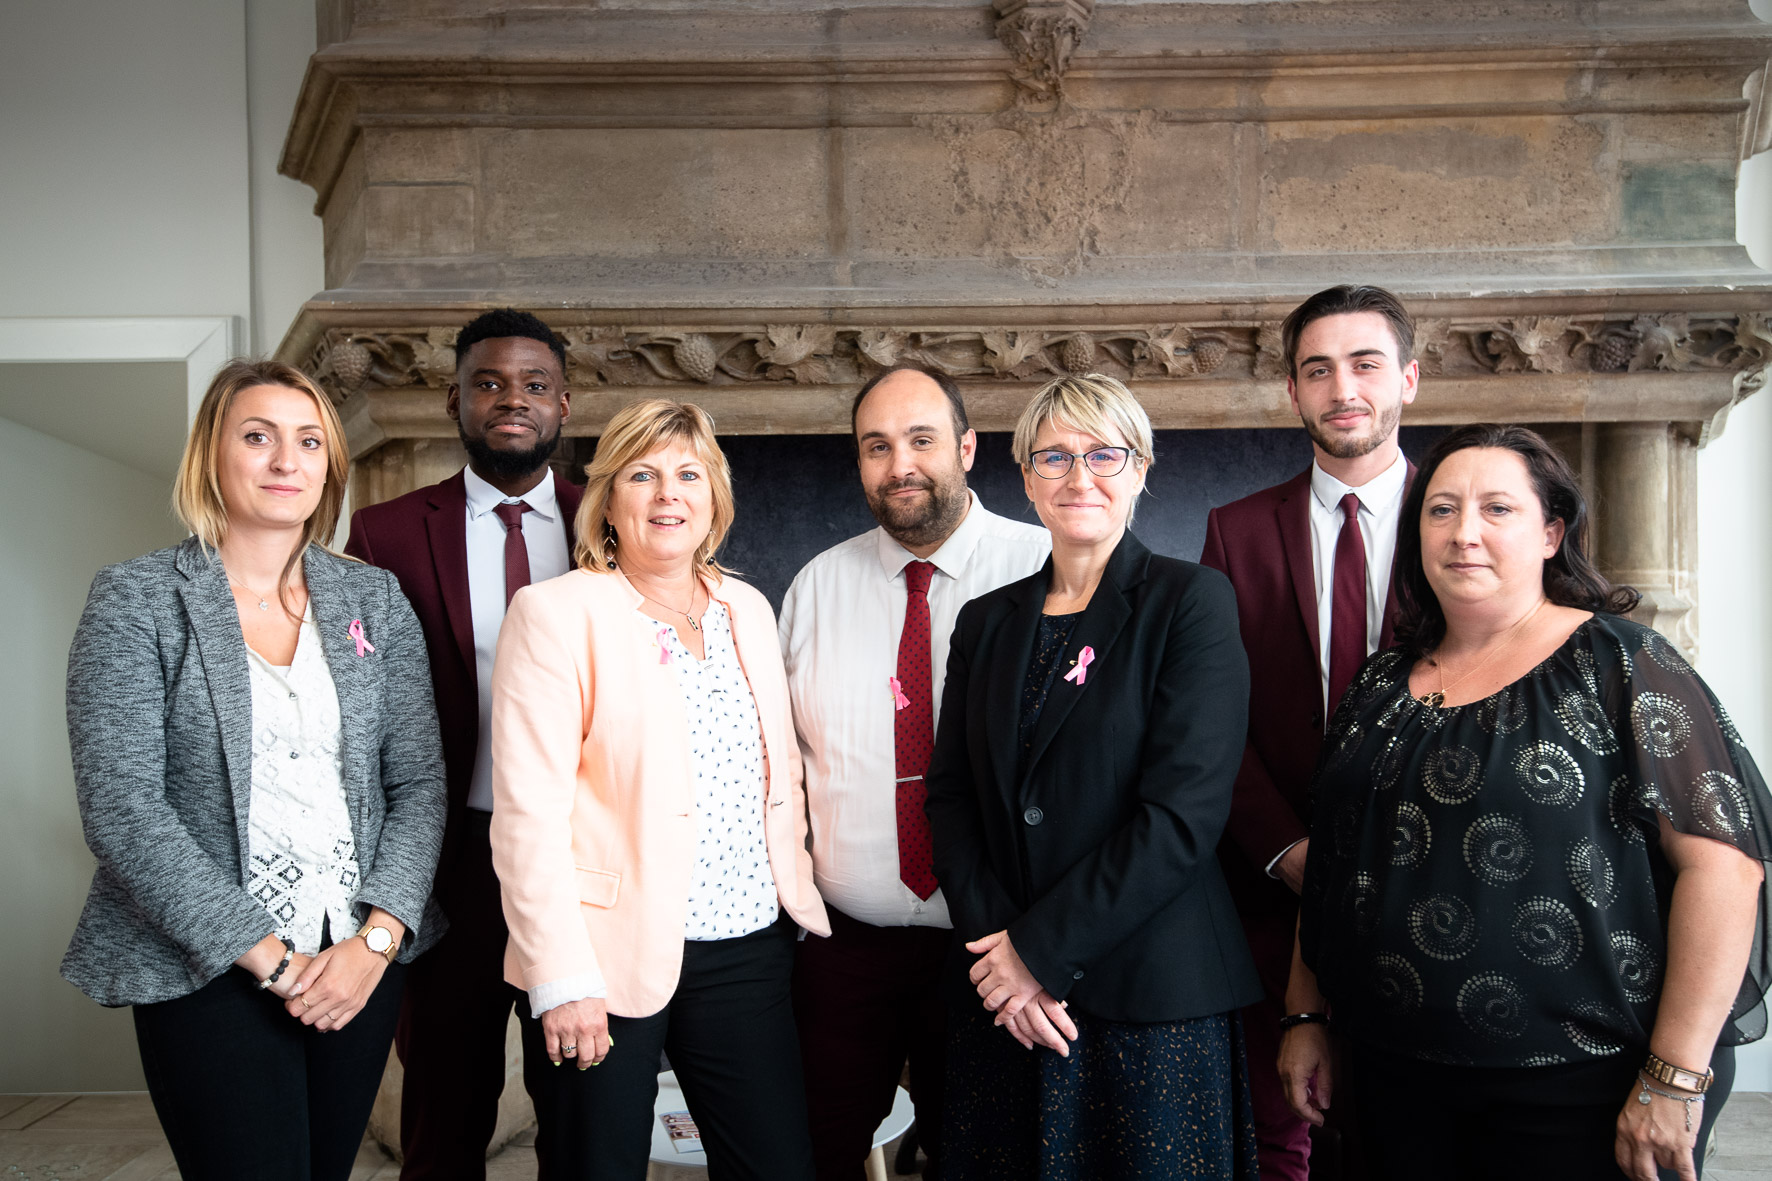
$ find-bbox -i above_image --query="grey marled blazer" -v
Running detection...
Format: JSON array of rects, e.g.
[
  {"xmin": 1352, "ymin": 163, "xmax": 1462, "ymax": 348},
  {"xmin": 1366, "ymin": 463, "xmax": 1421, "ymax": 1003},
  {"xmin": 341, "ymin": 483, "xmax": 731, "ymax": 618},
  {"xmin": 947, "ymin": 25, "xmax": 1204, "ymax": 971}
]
[{"xmin": 62, "ymin": 537, "xmax": 447, "ymax": 1006}]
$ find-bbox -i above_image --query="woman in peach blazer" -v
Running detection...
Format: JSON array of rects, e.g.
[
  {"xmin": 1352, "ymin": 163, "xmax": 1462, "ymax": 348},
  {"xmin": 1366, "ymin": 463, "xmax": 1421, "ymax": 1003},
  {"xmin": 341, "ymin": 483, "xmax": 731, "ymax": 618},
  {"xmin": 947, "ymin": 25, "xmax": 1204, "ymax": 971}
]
[{"xmin": 489, "ymin": 399, "xmax": 828, "ymax": 1181}]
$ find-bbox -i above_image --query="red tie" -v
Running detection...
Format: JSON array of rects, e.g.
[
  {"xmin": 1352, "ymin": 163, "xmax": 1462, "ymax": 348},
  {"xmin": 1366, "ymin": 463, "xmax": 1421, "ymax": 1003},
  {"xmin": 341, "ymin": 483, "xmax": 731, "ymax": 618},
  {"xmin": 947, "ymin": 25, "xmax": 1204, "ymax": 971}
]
[
  {"xmin": 895, "ymin": 561, "xmax": 939, "ymax": 900},
  {"xmin": 492, "ymin": 501, "xmax": 533, "ymax": 608},
  {"xmin": 1327, "ymin": 492, "xmax": 1367, "ymax": 718}
]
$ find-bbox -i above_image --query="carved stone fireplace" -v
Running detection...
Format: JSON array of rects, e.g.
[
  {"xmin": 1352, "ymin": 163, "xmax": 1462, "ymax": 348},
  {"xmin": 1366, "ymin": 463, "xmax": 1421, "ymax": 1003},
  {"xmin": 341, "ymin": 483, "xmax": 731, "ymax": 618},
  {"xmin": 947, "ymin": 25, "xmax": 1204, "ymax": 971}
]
[{"xmin": 278, "ymin": 0, "xmax": 1771, "ymax": 1155}]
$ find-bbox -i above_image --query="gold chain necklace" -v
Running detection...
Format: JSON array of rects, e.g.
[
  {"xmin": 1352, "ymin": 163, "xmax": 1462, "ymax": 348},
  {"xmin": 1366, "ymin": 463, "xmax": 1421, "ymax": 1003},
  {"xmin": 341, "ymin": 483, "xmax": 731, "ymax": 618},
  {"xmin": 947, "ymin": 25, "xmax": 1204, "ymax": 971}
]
[
  {"xmin": 1417, "ymin": 600, "xmax": 1546, "ymax": 708},
  {"xmin": 626, "ymin": 571, "xmax": 703, "ymax": 632}
]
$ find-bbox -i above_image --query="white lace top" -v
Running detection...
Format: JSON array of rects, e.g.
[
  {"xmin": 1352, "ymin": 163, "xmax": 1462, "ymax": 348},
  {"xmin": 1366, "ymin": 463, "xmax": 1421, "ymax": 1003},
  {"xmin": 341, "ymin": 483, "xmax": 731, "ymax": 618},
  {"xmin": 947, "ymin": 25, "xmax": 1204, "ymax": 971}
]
[
  {"xmin": 244, "ymin": 613, "xmax": 360, "ymax": 955},
  {"xmin": 652, "ymin": 601, "xmax": 779, "ymax": 941}
]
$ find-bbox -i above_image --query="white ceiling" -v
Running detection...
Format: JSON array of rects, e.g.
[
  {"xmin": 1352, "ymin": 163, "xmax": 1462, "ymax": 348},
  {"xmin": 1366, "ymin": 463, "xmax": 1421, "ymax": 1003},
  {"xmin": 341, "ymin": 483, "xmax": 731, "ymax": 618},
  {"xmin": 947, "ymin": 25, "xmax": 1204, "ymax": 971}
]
[{"xmin": 0, "ymin": 360, "xmax": 187, "ymax": 480}]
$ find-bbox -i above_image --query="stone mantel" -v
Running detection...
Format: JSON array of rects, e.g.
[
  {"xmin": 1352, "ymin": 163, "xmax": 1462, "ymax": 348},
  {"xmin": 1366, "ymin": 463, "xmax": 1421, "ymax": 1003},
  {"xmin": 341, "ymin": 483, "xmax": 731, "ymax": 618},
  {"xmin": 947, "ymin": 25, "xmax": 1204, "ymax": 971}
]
[{"xmin": 293, "ymin": 299, "xmax": 1770, "ymax": 446}]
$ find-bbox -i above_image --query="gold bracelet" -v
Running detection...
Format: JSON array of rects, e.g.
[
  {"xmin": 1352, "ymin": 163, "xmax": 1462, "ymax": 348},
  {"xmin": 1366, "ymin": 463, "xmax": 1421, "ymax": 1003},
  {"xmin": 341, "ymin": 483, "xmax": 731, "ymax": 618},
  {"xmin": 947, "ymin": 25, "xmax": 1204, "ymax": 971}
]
[{"xmin": 1643, "ymin": 1051, "xmax": 1712, "ymax": 1094}]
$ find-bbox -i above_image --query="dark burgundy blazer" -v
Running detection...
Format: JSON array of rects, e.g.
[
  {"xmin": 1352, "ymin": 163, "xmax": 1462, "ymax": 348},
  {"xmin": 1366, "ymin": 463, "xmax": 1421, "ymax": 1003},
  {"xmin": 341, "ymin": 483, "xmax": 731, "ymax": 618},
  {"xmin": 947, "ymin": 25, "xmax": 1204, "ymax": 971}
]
[
  {"xmin": 344, "ymin": 469, "xmax": 583, "ymax": 907},
  {"xmin": 1199, "ymin": 465, "xmax": 1408, "ymax": 998}
]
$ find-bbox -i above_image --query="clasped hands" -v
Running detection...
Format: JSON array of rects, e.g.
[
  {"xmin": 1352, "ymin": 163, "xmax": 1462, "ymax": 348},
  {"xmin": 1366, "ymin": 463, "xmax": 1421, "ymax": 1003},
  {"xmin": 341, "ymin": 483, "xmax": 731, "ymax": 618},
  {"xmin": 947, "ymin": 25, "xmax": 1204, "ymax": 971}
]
[
  {"xmin": 965, "ymin": 930, "xmax": 1078, "ymax": 1056},
  {"xmin": 236, "ymin": 909, "xmax": 403, "ymax": 1033}
]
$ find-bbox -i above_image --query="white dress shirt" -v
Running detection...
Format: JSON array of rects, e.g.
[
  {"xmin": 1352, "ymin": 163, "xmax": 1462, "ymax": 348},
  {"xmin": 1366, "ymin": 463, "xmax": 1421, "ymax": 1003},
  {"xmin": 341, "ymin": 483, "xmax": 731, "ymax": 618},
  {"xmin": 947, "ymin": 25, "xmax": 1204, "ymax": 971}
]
[
  {"xmin": 1307, "ymin": 451, "xmax": 1409, "ymax": 714},
  {"xmin": 244, "ymin": 614, "xmax": 359, "ymax": 956},
  {"xmin": 464, "ymin": 465, "xmax": 571, "ymax": 812},
  {"xmin": 779, "ymin": 491, "xmax": 1050, "ymax": 928}
]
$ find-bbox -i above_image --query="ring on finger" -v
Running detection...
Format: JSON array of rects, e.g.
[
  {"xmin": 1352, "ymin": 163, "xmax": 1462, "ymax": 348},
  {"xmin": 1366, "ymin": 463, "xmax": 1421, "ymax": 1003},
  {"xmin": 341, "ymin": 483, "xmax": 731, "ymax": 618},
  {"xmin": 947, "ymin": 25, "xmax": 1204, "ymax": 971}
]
[
  {"xmin": 300, "ymin": 997, "xmax": 311, "ymax": 1010},
  {"xmin": 562, "ymin": 1044, "xmax": 578, "ymax": 1055}
]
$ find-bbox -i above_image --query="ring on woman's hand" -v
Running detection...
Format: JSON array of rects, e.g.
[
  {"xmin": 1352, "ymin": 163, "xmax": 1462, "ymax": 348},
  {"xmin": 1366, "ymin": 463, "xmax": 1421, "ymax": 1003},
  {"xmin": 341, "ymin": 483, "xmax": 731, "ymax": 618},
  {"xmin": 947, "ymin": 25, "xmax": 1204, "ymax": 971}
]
[
  {"xmin": 562, "ymin": 1044, "xmax": 577, "ymax": 1055},
  {"xmin": 300, "ymin": 997, "xmax": 311, "ymax": 1010}
]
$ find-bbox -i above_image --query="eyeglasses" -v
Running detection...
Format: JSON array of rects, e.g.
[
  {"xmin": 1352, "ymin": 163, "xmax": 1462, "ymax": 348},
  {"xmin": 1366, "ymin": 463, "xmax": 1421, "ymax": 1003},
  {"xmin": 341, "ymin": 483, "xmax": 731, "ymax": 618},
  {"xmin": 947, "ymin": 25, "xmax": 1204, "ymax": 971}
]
[{"xmin": 1027, "ymin": 446, "xmax": 1137, "ymax": 479}]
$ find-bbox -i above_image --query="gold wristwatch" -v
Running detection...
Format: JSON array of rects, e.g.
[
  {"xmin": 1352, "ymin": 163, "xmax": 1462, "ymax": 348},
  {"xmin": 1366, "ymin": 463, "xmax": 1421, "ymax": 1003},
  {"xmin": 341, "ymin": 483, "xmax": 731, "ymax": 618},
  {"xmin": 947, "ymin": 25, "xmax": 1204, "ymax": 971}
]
[
  {"xmin": 1643, "ymin": 1051, "xmax": 1712, "ymax": 1094},
  {"xmin": 355, "ymin": 922, "xmax": 398, "ymax": 964}
]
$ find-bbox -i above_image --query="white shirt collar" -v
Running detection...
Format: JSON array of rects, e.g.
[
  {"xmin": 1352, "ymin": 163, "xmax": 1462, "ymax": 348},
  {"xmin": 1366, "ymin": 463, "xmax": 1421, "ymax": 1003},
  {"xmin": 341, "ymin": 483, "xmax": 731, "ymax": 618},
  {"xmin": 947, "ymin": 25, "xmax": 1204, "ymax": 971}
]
[
  {"xmin": 874, "ymin": 489, "xmax": 990, "ymax": 582},
  {"xmin": 1309, "ymin": 450, "xmax": 1408, "ymax": 516},
  {"xmin": 463, "ymin": 464, "xmax": 559, "ymax": 522}
]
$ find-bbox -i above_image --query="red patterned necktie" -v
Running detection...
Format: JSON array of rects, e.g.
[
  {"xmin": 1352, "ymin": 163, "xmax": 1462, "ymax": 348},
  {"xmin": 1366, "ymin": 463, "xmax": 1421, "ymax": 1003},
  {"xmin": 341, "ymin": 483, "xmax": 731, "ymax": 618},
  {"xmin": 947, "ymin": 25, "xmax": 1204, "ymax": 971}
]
[
  {"xmin": 492, "ymin": 501, "xmax": 533, "ymax": 608},
  {"xmin": 1327, "ymin": 491, "xmax": 1367, "ymax": 718},
  {"xmin": 895, "ymin": 560, "xmax": 939, "ymax": 900}
]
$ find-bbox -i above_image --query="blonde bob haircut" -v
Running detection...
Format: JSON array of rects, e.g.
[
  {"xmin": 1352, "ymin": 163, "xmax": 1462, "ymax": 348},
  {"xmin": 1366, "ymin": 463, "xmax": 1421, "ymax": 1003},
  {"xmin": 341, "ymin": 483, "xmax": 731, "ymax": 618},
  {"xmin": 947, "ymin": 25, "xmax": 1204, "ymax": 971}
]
[
  {"xmin": 573, "ymin": 399, "xmax": 736, "ymax": 578},
  {"xmin": 172, "ymin": 359, "xmax": 352, "ymax": 612},
  {"xmin": 1011, "ymin": 373, "xmax": 1155, "ymax": 520}
]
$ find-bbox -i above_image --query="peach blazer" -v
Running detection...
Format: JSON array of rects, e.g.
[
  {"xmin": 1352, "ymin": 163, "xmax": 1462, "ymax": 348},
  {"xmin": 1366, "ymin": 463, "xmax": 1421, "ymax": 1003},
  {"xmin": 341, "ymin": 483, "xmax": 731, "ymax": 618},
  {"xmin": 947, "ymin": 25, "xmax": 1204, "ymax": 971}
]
[{"xmin": 489, "ymin": 567, "xmax": 829, "ymax": 1018}]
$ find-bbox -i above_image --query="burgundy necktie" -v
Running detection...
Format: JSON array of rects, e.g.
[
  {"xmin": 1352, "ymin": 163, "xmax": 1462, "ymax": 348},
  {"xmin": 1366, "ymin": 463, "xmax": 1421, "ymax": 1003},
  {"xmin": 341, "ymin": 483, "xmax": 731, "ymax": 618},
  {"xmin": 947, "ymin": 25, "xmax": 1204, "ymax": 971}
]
[
  {"xmin": 1327, "ymin": 492, "xmax": 1367, "ymax": 718},
  {"xmin": 895, "ymin": 561, "xmax": 939, "ymax": 900},
  {"xmin": 493, "ymin": 501, "xmax": 533, "ymax": 608}
]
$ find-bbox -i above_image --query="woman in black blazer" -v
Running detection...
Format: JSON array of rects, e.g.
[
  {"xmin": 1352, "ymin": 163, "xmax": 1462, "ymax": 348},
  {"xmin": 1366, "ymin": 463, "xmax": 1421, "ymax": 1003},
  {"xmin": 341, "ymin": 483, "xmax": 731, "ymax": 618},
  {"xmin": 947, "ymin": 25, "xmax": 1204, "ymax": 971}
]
[{"xmin": 925, "ymin": 374, "xmax": 1263, "ymax": 1181}]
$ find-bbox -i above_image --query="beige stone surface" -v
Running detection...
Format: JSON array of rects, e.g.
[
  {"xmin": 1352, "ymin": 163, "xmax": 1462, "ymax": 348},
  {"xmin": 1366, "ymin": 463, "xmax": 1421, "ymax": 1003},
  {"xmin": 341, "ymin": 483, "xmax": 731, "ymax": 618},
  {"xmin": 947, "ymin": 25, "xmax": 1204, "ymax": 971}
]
[
  {"xmin": 479, "ymin": 129, "xmax": 831, "ymax": 260},
  {"xmin": 1259, "ymin": 116, "xmax": 1615, "ymax": 253}
]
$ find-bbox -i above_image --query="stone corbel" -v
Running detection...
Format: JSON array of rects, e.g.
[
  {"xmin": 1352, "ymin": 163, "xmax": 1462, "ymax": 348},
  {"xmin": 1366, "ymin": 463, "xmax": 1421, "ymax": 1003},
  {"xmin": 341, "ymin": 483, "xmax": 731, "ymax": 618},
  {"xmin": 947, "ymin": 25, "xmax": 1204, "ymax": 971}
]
[{"xmin": 992, "ymin": 0, "xmax": 1095, "ymax": 104}]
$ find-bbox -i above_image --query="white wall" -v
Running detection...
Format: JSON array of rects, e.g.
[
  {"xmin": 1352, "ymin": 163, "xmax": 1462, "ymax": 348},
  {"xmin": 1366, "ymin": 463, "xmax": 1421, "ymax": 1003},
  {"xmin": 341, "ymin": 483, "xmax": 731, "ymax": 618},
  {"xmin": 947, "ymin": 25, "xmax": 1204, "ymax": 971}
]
[
  {"xmin": 0, "ymin": 419, "xmax": 188, "ymax": 1092},
  {"xmin": 0, "ymin": 0, "xmax": 321, "ymax": 1090}
]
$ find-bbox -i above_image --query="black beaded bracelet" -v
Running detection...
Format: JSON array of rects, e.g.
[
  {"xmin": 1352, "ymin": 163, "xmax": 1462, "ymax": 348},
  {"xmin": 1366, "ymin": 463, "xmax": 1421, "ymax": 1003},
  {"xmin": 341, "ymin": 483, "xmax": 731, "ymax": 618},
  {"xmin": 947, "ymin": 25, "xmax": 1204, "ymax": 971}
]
[
  {"xmin": 257, "ymin": 938, "xmax": 296, "ymax": 991},
  {"xmin": 1277, "ymin": 1012, "xmax": 1330, "ymax": 1032}
]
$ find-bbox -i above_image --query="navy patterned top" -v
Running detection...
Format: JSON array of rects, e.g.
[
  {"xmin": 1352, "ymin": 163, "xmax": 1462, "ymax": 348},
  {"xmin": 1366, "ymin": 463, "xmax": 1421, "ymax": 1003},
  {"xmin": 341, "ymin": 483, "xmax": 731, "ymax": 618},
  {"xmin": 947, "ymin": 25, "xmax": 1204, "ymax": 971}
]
[
  {"xmin": 1300, "ymin": 613, "xmax": 1772, "ymax": 1067},
  {"xmin": 1020, "ymin": 612, "xmax": 1083, "ymax": 759}
]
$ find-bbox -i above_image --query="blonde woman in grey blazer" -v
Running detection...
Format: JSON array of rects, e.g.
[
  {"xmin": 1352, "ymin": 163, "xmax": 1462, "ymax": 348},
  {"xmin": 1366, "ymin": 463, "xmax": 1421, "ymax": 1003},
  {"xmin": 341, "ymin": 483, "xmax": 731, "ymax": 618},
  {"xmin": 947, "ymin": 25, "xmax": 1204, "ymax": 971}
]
[{"xmin": 63, "ymin": 360, "xmax": 445, "ymax": 1181}]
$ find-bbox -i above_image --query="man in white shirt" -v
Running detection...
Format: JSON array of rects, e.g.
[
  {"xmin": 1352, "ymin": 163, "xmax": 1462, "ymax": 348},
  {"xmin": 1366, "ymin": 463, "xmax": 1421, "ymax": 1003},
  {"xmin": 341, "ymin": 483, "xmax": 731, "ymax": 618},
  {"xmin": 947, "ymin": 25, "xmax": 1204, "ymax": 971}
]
[
  {"xmin": 1199, "ymin": 285, "xmax": 1420, "ymax": 1180},
  {"xmin": 780, "ymin": 366, "xmax": 1050, "ymax": 1181},
  {"xmin": 345, "ymin": 308, "xmax": 580, "ymax": 1180}
]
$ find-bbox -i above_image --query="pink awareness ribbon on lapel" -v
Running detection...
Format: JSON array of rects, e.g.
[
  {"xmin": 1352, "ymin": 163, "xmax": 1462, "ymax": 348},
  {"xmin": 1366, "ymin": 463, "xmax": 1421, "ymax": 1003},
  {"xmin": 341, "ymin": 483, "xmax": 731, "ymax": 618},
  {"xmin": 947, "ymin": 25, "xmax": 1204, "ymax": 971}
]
[
  {"xmin": 348, "ymin": 619, "xmax": 375, "ymax": 657},
  {"xmin": 889, "ymin": 676, "xmax": 910, "ymax": 710},
  {"xmin": 657, "ymin": 625, "xmax": 673, "ymax": 665},
  {"xmin": 1063, "ymin": 645, "xmax": 1095, "ymax": 685}
]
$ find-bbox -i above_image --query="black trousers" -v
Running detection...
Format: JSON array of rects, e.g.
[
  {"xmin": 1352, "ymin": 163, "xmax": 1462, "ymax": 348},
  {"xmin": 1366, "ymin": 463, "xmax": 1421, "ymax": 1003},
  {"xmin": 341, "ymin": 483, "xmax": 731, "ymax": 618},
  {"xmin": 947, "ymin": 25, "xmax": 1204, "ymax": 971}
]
[
  {"xmin": 133, "ymin": 959, "xmax": 406, "ymax": 1181},
  {"xmin": 792, "ymin": 905, "xmax": 950, "ymax": 1181},
  {"xmin": 396, "ymin": 812, "xmax": 522, "ymax": 1180},
  {"xmin": 1349, "ymin": 1042, "xmax": 1735, "ymax": 1181},
  {"xmin": 518, "ymin": 914, "xmax": 815, "ymax": 1181}
]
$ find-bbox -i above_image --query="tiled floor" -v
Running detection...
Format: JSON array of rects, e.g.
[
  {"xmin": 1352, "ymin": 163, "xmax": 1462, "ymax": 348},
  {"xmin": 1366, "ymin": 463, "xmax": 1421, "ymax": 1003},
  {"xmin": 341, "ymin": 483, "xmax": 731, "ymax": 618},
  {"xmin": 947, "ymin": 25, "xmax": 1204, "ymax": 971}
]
[{"xmin": 4, "ymin": 1091, "xmax": 1769, "ymax": 1178}]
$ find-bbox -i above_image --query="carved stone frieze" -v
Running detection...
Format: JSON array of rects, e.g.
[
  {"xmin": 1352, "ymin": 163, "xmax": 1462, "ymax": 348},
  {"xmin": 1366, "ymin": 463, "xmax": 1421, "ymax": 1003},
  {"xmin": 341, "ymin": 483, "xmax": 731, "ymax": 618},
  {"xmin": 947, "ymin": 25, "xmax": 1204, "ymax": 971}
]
[
  {"xmin": 992, "ymin": 0, "xmax": 1096, "ymax": 105},
  {"xmin": 304, "ymin": 313, "xmax": 1772, "ymax": 406}
]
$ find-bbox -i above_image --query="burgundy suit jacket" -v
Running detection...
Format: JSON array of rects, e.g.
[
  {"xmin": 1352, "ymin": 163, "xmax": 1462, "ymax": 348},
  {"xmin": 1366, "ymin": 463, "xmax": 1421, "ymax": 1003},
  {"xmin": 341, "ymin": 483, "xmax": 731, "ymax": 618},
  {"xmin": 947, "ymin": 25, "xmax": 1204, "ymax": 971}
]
[
  {"xmin": 1199, "ymin": 465, "xmax": 1409, "ymax": 999},
  {"xmin": 344, "ymin": 469, "xmax": 584, "ymax": 907}
]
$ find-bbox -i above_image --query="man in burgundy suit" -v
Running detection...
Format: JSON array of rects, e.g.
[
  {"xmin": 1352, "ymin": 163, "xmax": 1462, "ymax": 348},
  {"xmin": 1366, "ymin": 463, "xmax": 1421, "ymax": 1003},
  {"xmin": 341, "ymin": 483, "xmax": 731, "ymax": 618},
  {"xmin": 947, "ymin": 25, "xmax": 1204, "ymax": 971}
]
[
  {"xmin": 345, "ymin": 308, "xmax": 581, "ymax": 1180},
  {"xmin": 1200, "ymin": 285, "xmax": 1419, "ymax": 1181}
]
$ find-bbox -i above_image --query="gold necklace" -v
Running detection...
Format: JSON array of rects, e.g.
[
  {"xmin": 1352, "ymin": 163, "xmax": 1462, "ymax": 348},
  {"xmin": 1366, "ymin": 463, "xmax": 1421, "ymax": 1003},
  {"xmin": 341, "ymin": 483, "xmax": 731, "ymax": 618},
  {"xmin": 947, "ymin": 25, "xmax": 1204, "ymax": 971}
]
[
  {"xmin": 627, "ymin": 571, "xmax": 702, "ymax": 632},
  {"xmin": 1418, "ymin": 600, "xmax": 1546, "ymax": 708}
]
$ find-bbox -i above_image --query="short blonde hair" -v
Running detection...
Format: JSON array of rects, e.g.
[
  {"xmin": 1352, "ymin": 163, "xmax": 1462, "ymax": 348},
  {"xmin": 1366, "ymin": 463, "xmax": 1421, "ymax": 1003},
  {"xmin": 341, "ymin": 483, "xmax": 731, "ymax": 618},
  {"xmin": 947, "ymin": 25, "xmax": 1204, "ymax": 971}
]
[
  {"xmin": 172, "ymin": 360, "xmax": 351, "ymax": 610},
  {"xmin": 1012, "ymin": 373, "xmax": 1155, "ymax": 522},
  {"xmin": 573, "ymin": 399, "xmax": 736, "ymax": 577}
]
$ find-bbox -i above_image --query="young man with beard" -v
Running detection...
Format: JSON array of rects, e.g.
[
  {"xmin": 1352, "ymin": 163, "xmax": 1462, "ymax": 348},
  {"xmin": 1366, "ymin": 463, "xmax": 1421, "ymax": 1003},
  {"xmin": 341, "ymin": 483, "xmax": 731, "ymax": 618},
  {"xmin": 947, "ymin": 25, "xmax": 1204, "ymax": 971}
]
[
  {"xmin": 780, "ymin": 366, "xmax": 1050, "ymax": 1180},
  {"xmin": 1199, "ymin": 285, "xmax": 1419, "ymax": 1180},
  {"xmin": 344, "ymin": 308, "xmax": 581, "ymax": 1180}
]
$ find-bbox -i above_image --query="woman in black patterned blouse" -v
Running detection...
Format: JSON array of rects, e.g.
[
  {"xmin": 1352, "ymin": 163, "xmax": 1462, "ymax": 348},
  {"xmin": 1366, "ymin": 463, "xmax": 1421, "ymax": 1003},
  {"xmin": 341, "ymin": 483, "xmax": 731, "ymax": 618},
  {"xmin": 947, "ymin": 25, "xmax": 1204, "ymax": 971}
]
[{"xmin": 1280, "ymin": 424, "xmax": 1772, "ymax": 1181}]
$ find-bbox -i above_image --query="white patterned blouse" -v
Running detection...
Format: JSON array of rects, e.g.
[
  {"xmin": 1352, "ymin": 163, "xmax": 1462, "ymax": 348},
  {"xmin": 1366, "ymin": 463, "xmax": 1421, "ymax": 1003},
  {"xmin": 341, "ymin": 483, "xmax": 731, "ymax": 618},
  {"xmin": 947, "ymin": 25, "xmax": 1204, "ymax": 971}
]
[
  {"xmin": 244, "ymin": 613, "xmax": 361, "ymax": 956},
  {"xmin": 652, "ymin": 601, "xmax": 780, "ymax": 941}
]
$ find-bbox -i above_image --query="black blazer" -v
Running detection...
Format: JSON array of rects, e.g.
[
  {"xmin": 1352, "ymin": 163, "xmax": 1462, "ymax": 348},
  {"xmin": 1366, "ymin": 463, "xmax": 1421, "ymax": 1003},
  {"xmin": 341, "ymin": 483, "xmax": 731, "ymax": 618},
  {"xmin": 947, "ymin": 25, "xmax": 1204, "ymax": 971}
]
[{"xmin": 925, "ymin": 530, "xmax": 1263, "ymax": 1023}]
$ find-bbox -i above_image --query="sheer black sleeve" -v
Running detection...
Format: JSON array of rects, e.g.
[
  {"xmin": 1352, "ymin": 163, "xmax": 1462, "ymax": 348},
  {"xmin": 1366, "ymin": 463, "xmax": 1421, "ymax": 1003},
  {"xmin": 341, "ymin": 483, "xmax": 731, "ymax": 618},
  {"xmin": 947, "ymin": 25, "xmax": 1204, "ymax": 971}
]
[{"xmin": 1596, "ymin": 617, "xmax": 1772, "ymax": 1044}]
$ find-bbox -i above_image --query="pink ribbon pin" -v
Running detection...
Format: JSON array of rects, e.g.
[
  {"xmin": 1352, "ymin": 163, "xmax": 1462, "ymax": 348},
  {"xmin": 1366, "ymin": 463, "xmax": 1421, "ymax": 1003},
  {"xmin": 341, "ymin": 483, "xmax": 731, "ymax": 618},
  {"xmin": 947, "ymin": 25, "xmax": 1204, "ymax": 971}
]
[
  {"xmin": 1063, "ymin": 645, "xmax": 1095, "ymax": 686},
  {"xmin": 889, "ymin": 676, "xmax": 910, "ymax": 710},
  {"xmin": 348, "ymin": 619, "xmax": 375, "ymax": 657},
  {"xmin": 657, "ymin": 626, "xmax": 673, "ymax": 665}
]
